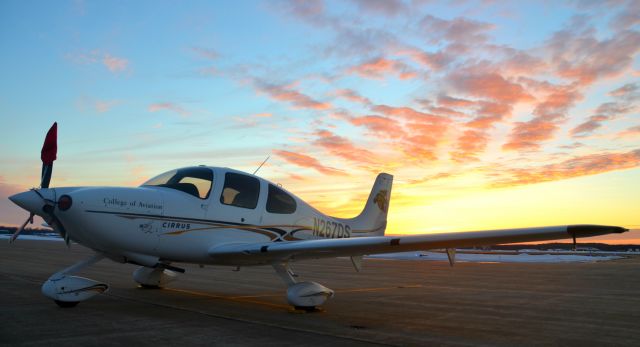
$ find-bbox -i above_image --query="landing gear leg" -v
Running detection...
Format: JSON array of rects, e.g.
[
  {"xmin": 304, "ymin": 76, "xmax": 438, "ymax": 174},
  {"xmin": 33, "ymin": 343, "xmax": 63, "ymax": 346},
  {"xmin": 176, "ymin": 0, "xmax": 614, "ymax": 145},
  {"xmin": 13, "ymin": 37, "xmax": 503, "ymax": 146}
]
[
  {"xmin": 272, "ymin": 262, "xmax": 334, "ymax": 311},
  {"xmin": 42, "ymin": 253, "xmax": 109, "ymax": 308}
]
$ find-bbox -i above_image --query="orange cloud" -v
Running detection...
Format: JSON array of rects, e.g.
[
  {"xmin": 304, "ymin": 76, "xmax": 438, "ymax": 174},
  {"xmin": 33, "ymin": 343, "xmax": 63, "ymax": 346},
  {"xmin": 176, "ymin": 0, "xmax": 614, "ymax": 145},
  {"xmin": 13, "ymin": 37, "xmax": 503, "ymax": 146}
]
[
  {"xmin": 492, "ymin": 149, "xmax": 640, "ymax": 187},
  {"xmin": 349, "ymin": 115, "xmax": 405, "ymax": 138},
  {"xmin": 503, "ymin": 86, "xmax": 581, "ymax": 151},
  {"xmin": 617, "ymin": 125, "xmax": 640, "ymax": 138},
  {"xmin": 449, "ymin": 71, "xmax": 533, "ymax": 104},
  {"xmin": 254, "ymin": 80, "xmax": 331, "ymax": 110},
  {"xmin": 437, "ymin": 95, "xmax": 475, "ymax": 108},
  {"xmin": 314, "ymin": 129, "xmax": 377, "ymax": 165},
  {"xmin": 148, "ymin": 102, "xmax": 190, "ymax": 117},
  {"xmin": 273, "ymin": 149, "xmax": 346, "ymax": 176},
  {"xmin": 347, "ymin": 57, "xmax": 417, "ymax": 80},
  {"xmin": 334, "ymin": 88, "xmax": 372, "ymax": 106}
]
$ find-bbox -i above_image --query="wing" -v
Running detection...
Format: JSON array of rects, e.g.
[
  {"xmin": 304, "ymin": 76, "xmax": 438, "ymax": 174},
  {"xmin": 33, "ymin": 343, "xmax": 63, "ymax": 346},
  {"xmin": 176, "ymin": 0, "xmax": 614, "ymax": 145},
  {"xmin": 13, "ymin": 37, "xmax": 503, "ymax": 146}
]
[{"xmin": 209, "ymin": 224, "xmax": 627, "ymax": 265}]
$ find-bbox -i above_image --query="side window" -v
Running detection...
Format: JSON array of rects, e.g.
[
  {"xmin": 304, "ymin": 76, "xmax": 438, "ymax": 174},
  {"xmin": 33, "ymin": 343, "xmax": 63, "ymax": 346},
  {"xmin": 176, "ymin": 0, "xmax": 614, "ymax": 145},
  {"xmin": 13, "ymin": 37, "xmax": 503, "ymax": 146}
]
[
  {"xmin": 266, "ymin": 184, "xmax": 297, "ymax": 214},
  {"xmin": 220, "ymin": 173, "xmax": 260, "ymax": 209}
]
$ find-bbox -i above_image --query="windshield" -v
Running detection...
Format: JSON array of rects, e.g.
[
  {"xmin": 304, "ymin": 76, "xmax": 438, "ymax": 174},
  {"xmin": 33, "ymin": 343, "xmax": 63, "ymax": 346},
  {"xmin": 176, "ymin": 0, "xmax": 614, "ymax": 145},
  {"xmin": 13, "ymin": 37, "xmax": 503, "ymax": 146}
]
[{"xmin": 141, "ymin": 167, "xmax": 213, "ymax": 199}]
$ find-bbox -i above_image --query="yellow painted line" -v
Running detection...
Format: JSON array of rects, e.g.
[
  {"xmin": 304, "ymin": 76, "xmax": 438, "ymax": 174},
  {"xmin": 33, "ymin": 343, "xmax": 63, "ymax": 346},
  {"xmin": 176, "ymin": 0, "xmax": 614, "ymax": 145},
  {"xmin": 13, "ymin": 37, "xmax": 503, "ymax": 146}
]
[
  {"xmin": 165, "ymin": 287, "xmax": 290, "ymax": 309},
  {"xmin": 335, "ymin": 284, "xmax": 423, "ymax": 293}
]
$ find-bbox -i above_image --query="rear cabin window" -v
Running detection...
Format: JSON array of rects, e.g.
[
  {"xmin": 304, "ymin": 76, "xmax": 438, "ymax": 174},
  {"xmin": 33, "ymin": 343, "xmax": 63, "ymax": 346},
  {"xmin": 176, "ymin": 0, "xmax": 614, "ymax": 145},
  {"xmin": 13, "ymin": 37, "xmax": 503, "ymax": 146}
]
[
  {"xmin": 266, "ymin": 184, "xmax": 296, "ymax": 214},
  {"xmin": 141, "ymin": 167, "xmax": 213, "ymax": 199},
  {"xmin": 220, "ymin": 173, "xmax": 260, "ymax": 209}
]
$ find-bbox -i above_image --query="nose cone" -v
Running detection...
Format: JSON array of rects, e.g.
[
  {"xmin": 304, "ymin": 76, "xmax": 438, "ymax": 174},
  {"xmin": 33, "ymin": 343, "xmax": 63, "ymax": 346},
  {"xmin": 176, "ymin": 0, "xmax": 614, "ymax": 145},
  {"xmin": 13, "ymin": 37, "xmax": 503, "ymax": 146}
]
[{"xmin": 9, "ymin": 191, "xmax": 43, "ymax": 215}]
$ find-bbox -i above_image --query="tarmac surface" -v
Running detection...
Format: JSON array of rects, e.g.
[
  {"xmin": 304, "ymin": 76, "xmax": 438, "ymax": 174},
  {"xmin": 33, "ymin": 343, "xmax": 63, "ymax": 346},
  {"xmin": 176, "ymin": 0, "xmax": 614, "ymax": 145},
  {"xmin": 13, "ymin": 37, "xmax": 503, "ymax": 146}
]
[{"xmin": 1, "ymin": 240, "xmax": 639, "ymax": 346}]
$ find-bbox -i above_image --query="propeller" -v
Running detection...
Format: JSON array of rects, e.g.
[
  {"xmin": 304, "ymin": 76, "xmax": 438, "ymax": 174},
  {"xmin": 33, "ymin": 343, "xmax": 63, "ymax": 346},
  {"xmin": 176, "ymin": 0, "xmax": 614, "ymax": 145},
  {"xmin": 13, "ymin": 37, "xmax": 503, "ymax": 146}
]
[{"xmin": 9, "ymin": 122, "xmax": 58, "ymax": 243}]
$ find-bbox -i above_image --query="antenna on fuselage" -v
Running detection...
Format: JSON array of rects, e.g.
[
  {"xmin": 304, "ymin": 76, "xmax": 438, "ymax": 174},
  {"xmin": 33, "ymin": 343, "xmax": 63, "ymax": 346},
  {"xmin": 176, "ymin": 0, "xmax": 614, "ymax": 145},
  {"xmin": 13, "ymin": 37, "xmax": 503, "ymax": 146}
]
[{"xmin": 253, "ymin": 155, "xmax": 270, "ymax": 175}]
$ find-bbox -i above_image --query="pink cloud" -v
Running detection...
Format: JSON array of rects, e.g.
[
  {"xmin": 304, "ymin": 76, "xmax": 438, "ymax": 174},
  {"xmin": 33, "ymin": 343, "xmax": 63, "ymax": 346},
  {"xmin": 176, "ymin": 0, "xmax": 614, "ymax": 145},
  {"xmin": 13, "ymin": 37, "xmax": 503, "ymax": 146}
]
[
  {"xmin": 314, "ymin": 129, "xmax": 378, "ymax": 165},
  {"xmin": 617, "ymin": 125, "xmax": 640, "ymax": 138},
  {"xmin": 334, "ymin": 88, "xmax": 372, "ymax": 106},
  {"xmin": 449, "ymin": 71, "xmax": 534, "ymax": 104},
  {"xmin": 67, "ymin": 50, "xmax": 129, "ymax": 74},
  {"xmin": 547, "ymin": 25, "xmax": 640, "ymax": 85},
  {"xmin": 347, "ymin": 57, "xmax": 417, "ymax": 80},
  {"xmin": 95, "ymin": 100, "xmax": 120, "ymax": 113},
  {"xmin": 419, "ymin": 15, "xmax": 495, "ymax": 45},
  {"xmin": 349, "ymin": 0, "xmax": 407, "ymax": 17},
  {"xmin": 503, "ymin": 86, "xmax": 581, "ymax": 151},
  {"xmin": 492, "ymin": 149, "xmax": 640, "ymax": 187},
  {"xmin": 349, "ymin": 115, "xmax": 405, "ymax": 138},
  {"xmin": 273, "ymin": 149, "xmax": 347, "ymax": 176},
  {"xmin": 437, "ymin": 95, "xmax": 475, "ymax": 108},
  {"xmin": 102, "ymin": 54, "xmax": 129, "ymax": 72},
  {"xmin": 148, "ymin": 102, "xmax": 190, "ymax": 117},
  {"xmin": 254, "ymin": 80, "xmax": 332, "ymax": 110}
]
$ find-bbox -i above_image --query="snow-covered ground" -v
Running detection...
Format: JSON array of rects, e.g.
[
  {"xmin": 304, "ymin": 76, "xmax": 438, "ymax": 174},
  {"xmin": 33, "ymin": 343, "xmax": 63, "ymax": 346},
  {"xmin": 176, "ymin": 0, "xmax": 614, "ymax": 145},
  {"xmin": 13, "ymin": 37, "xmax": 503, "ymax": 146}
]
[{"xmin": 367, "ymin": 251, "xmax": 622, "ymax": 263}]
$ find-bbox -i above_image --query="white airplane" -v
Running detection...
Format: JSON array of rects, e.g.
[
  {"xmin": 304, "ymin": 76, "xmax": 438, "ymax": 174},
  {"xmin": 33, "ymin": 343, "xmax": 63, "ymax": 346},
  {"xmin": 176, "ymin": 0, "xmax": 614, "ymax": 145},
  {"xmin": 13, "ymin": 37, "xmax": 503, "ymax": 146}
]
[{"xmin": 9, "ymin": 123, "xmax": 628, "ymax": 310}]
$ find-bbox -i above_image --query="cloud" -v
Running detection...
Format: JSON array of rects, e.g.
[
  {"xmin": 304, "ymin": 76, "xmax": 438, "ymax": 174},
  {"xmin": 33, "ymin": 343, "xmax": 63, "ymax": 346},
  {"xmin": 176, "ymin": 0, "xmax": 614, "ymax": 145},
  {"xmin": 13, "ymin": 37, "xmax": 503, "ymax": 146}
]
[
  {"xmin": 254, "ymin": 80, "xmax": 332, "ymax": 110},
  {"xmin": 571, "ymin": 83, "xmax": 638, "ymax": 137},
  {"xmin": 449, "ymin": 71, "xmax": 534, "ymax": 104},
  {"xmin": 609, "ymin": 82, "xmax": 639, "ymax": 99},
  {"xmin": 400, "ymin": 47, "xmax": 453, "ymax": 71},
  {"xmin": 349, "ymin": 0, "xmax": 408, "ymax": 17},
  {"xmin": 419, "ymin": 15, "xmax": 495, "ymax": 45},
  {"xmin": 334, "ymin": 88, "xmax": 372, "ymax": 106},
  {"xmin": 347, "ymin": 57, "xmax": 418, "ymax": 80},
  {"xmin": 95, "ymin": 100, "xmax": 120, "ymax": 113},
  {"xmin": 547, "ymin": 23, "xmax": 640, "ymax": 85},
  {"xmin": 492, "ymin": 149, "xmax": 640, "ymax": 187},
  {"xmin": 437, "ymin": 95, "xmax": 475, "ymax": 108},
  {"xmin": 503, "ymin": 86, "xmax": 581, "ymax": 151},
  {"xmin": 273, "ymin": 149, "xmax": 347, "ymax": 176},
  {"xmin": 102, "ymin": 54, "xmax": 129, "ymax": 72},
  {"xmin": 148, "ymin": 102, "xmax": 190, "ymax": 117},
  {"xmin": 191, "ymin": 46, "xmax": 218, "ymax": 60},
  {"xmin": 617, "ymin": 125, "xmax": 640, "ymax": 138},
  {"xmin": 313, "ymin": 129, "xmax": 378, "ymax": 165},
  {"xmin": 67, "ymin": 50, "xmax": 130, "ymax": 74},
  {"xmin": 349, "ymin": 115, "xmax": 405, "ymax": 138}
]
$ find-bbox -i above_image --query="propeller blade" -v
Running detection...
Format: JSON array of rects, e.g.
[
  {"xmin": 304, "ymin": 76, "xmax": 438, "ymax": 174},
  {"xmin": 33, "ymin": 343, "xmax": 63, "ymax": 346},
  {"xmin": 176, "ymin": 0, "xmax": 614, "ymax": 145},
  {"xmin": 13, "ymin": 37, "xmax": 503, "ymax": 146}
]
[
  {"xmin": 40, "ymin": 122, "xmax": 57, "ymax": 189},
  {"xmin": 9, "ymin": 213, "xmax": 34, "ymax": 243}
]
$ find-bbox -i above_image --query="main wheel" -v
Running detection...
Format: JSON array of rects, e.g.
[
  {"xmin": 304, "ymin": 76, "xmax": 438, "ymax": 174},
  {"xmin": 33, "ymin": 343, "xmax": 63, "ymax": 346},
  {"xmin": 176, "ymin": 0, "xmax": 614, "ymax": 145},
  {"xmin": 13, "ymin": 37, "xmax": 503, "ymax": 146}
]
[{"xmin": 54, "ymin": 300, "xmax": 79, "ymax": 308}]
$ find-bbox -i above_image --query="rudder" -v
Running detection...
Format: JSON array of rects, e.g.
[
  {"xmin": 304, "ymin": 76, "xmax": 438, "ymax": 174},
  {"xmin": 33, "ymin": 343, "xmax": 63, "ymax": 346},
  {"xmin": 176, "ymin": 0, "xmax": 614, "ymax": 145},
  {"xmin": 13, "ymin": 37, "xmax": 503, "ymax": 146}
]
[{"xmin": 336, "ymin": 173, "xmax": 393, "ymax": 237}]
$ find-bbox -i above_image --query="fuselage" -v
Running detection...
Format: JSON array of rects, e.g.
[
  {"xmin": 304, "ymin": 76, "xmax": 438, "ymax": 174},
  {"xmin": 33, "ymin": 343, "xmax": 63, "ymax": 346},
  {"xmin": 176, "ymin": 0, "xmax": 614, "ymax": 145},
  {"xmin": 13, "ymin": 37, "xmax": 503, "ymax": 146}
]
[{"xmin": 44, "ymin": 166, "xmax": 353, "ymax": 266}]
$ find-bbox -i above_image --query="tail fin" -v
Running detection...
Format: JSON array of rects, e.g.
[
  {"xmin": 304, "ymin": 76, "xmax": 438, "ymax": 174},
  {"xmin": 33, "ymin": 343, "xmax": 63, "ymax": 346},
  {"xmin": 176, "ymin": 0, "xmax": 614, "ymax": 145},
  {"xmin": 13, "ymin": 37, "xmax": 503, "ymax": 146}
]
[{"xmin": 337, "ymin": 173, "xmax": 393, "ymax": 237}]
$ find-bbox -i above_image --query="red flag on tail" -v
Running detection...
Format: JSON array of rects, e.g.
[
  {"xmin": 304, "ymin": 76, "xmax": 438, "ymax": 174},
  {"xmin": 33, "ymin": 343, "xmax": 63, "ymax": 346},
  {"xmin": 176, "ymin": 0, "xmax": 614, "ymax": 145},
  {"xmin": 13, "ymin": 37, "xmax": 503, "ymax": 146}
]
[{"xmin": 41, "ymin": 122, "xmax": 57, "ymax": 165}]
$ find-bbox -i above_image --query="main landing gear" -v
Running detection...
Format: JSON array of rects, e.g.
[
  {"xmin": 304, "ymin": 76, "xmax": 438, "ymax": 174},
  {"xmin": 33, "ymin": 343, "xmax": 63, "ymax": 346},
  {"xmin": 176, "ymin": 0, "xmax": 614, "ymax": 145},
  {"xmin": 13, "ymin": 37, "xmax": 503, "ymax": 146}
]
[
  {"xmin": 41, "ymin": 253, "xmax": 109, "ymax": 308},
  {"xmin": 272, "ymin": 262, "xmax": 334, "ymax": 311}
]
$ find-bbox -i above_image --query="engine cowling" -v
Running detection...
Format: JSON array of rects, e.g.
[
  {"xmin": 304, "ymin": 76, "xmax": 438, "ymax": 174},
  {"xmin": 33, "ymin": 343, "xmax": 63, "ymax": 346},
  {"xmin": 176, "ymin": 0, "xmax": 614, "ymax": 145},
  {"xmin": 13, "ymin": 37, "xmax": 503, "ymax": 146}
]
[
  {"xmin": 133, "ymin": 266, "xmax": 178, "ymax": 288},
  {"xmin": 286, "ymin": 281, "xmax": 334, "ymax": 308},
  {"xmin": 41, "ymin": 275, "xmax": 109, "ymax": 303}
]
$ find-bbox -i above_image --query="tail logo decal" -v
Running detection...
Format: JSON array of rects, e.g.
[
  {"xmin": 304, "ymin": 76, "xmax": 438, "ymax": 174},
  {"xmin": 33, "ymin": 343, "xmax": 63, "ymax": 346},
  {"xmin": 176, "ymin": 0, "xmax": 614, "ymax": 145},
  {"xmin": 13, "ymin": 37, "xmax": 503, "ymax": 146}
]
[{"xmin": 373, "ymin": 190, "xmax": 389, "ymax": 212}]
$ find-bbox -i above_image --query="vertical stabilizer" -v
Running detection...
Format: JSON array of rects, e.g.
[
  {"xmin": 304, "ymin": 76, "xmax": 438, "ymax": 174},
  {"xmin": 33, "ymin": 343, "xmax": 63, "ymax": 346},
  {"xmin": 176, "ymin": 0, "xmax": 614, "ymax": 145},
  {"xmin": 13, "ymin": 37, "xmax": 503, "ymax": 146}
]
[{"xmin": 336, "ymin": 173, "xmax": 393, "ymax": 237}]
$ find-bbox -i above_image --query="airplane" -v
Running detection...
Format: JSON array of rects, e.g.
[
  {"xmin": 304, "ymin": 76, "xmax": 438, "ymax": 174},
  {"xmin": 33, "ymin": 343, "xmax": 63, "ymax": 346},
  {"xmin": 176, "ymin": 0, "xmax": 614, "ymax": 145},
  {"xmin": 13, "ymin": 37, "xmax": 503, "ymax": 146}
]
[{"xmin": 8, "ymin": 122, "xmax": 629, "ymax": 310}]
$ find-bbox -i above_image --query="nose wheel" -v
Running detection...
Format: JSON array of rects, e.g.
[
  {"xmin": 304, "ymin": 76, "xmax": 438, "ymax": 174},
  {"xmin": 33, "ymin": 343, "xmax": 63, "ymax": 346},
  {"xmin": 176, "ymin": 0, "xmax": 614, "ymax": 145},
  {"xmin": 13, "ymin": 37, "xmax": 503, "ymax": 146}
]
[{"xmin": 42, "ymin": 253, "xmax": 109, "ymax": 307}]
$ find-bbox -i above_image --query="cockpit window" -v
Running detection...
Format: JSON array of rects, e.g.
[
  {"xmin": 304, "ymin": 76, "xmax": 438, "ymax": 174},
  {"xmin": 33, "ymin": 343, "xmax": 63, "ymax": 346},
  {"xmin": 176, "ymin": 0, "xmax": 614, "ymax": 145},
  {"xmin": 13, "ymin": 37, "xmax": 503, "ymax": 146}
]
[
  {"xmin": 141, "ymin": 167, "xmax": 213, "ymax": 199},
  {"xmin": 266, "ymin": 184, "xmax": 296, "ymax": 214},
  {"xmin": 220, "ymin": 172, "xmax": 260, "ymax": 209}
]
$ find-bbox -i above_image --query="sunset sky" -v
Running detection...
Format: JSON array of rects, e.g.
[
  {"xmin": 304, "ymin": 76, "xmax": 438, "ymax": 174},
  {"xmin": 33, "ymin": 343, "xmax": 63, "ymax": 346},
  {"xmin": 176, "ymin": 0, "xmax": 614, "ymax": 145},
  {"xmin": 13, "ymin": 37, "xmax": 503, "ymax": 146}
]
[{"xmin": 1, "ymin": 1, "xmax": 639, "ymax": 243}]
